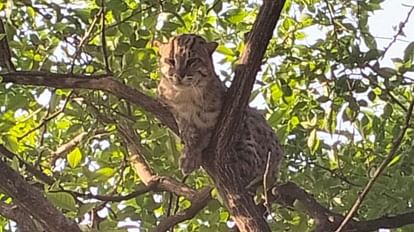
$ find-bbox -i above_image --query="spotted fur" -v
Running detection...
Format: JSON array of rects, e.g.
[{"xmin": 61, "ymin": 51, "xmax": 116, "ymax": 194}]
[{"xmin": 155, "ymin": 34, "xmax": 282, "ymax": 188}]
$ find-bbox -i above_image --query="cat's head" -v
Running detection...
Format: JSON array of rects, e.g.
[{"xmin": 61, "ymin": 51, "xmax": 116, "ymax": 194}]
[{"xmin": 154, "ymin": 34, "xmax": 218, "ymax": 87}]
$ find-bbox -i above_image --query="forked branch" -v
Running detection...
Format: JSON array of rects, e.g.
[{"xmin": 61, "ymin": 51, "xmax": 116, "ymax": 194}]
[{"xmin": 117, "ymin": 123, "xmax": 212, "ymax": 231}]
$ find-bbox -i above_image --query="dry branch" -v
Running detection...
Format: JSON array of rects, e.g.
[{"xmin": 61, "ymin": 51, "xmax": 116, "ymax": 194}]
[
  {"xmin": 381, "ymin": 6, "xmax": 414, "ymax": 58},
  {"xmin": 50, "ymin": 128, "xmax": 107, "ymax": 165},
  {"xmin": 70, "ymin": 9, "xmax": 103, "ymax": 73}
]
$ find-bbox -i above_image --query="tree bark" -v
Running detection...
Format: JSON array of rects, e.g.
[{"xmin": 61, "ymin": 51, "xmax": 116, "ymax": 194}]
[
  {"xmin": 203, "ymin": 0, "xmax": 286, "ymax": 231},
  {"xmin": 0, "ymin": 159, "xmax": 81, "ymax": 232}
]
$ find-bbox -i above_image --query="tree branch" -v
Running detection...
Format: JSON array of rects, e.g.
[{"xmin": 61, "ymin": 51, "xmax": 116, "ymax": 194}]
[
  {"xmin": 18, "ymin": 91, "xmax": 73, "ymax": 141},
  {"xmin": 201, "ymin": 1, "xmax": 286, "ymax": 231},
  {"xmin": 100, "ymin": 1, "xmax": 111, "ymax": 74},
  {"xmin": 70, "ymin": 8, "xmax": 103, "ymax": 73},
  {"xmin": 0, "ymin": 159, "xmax": 81, "ymax": 232},
  {"xmin": 2, "ymin": 71, "xmax": 178, "ymax": 133},
  {"xmin": 335, "ymin": 90, "xmax": 414, "ymax": 232},
  {"xmin": 210, "ymin": 0, "xmax": 286, "ymax": 155},
  {"xmin": 118, "ymin": 123, "xmax": 197, "ymax": 199},
  {"xmin": 50, "ymin": 128, "xmax": 107, "ymax": 166},
  {"xmin": 0, "ymin": 201, "xmax": 39, "ymax": 232},
  {"xmin": 153, "ymin": 187, "xmax": 212, "ymax": 232},
  {"xmin": 354, "ymin": 211, "xmax": 414, "ymax": 232},
  {"xmin": 272, "ymin": 182, "xmax": 414, "ymax": 232},
  {"xmin": 0, "ymin": 19, "xmax": 15, "ymax": 71},
  {"xmin": 381, "ymin": 6, "xmax": 414, "ymax": 58},
  {"xmin": 60, "ymin": 184, "xmax": 153, "ymax": 202},
  {"xmin": 271, "ymin": 182, "xmax": 345, "ymax": 231},
  {"xmin": 117, "ymin": 123, "xmax": 213, "ymax": 231},
  {"xmin": 0, "ymin": 144, "xmax": 55, "ymax": 185}
]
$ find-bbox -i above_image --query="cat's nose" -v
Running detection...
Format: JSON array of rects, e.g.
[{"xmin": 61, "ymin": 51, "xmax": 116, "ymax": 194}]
[{"xmin": 176, "ymin": 69, "xmax": 186, "ymax": 79}]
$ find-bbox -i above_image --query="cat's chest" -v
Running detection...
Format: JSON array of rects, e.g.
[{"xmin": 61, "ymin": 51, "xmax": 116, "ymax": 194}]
[
  {"xmin": 163, "ymin": 88, "xmax": 218, "ymax": 128},
  {"xmin": 173, "ymin": 90, "xmax": 212, "ymax": 128}
]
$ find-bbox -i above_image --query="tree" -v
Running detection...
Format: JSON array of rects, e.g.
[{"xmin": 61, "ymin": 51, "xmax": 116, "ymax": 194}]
[{"xmin": 1, "ymin": 0, "xmax": 414, "ymax": 231}]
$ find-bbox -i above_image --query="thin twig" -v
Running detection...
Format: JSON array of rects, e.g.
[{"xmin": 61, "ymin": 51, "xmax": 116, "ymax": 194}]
[
  {"xmin": 58, "ymin": 184, "xmax": 154, "ymax": 202},
  {"xmin": 263, "ymin": 151, "xmax": 272, "ymax": 215},
  {"xmin": 100, "ymin": 1, "xmax": 111, "ymax": 73},
  {"xmin": 153, "ymin": 187, "xmax": 212, "ymax": 232},
  {"xmin": 70, "ymin": 9, "xmax": 104, "ymax": 73},
  {"xmin": 324, "ymin": 0, "xmax": 339, "ymax": 42},
  {"xmin": 311, "ymin": 162, "xmax": 362, "ymax": 187},
  {"xmin": 374, "ymin": 36, "xmax": 410, "ymax": 43},
  {"xmin": 91, "ymin": 4, "xmax": 157, "ymax": 38},
  {"xmin": 169, "ymin": 175, "xmax": 189, "ymax": 232},
  {"xmin": 166, "ymin": 192, "xmax": 174, "ymax": 218},
  {"xmin": 206, "ymin": 0, "xmax": 222, "ymax": 14},
  {"xmin": 18, "ymin": 91, "xmax": 73, "ymax": 141},
  {"xmin": 335, "ymin": 90, "xmax": 414, "ymax": 232},
  {"xmin": 362, "ymin": 64, "xmax": 408, "ymax": 112},
  {"xmin": 0, "ymin": 145, "xmax": 55, "ymax": 185},
  {"xmin": 381, "ymin": 6, "xmax": 414, "ymax": 58}
]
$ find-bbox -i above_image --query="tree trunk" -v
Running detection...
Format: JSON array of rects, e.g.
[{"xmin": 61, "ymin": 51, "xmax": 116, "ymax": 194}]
[{"xmin": 204, "ymin": 153, "xmax": 271, "ymax": 232}]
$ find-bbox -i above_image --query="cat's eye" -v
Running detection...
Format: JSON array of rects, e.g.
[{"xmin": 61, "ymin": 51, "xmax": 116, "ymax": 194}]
[{"xmin": 165, "ymin": 58, "xmax": 175, "ymax": 66}]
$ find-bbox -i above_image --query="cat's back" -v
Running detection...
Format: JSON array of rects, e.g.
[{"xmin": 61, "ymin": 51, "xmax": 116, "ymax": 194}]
[{"xmin": 230, "ymin": 107, "xmax": 283, "ymax": 187}]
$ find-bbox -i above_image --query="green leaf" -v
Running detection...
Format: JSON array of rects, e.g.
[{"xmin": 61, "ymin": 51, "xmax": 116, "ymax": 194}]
[
  {"xmin": 383, "ymin": 103, "xmax": 393, "ymax": 118},
  {"xmin": 216, "ymin": 46, "xmax": 234, "ymax": 56},
  {"xmin": 403, "ymin": 41, "xmax": 414, "ymax": 61},
  {"xmin": 388, "ymin": 155, "xmax": 401, "ymax": 167},
  {"xmin": 67, "ymin": 147, "xmax": 82, "ymax": 168},
  {"xmin": 307, "ymin": 129, "xmax": 319, "ymax": 154},
  {"xmin": 95, "ymin": 167, "xmax": 115, "ymax": 179},
  {"xmin": 0, "ymin": 33, "xmax": 5, "ymax": 40},
  {"xmin": 78, "ymin": 203, "xmax": 97, "ymax": 217},
  {"xmin": 226, "ymin": 9, "xmax": 248, "ymax": 24},
  {"xmin": 317, "ymin": 96, "xmax": 330, "ymax": 103},
  {"xmin": 4, "ymin": 135, "xmax": 18, "ymax": 152},
  {"xmin": 46, "ymin": 192, "xmax": 77, "ymax": 211},
  {"xmin": 377, "ymin": 67, "xmax": 396, "ymax": 78}
]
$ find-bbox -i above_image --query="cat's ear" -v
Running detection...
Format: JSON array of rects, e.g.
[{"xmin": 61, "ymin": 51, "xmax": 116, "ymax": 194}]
[{"xmin": 205, "ymin": 42, "xmax": 218, "ymax": 54}]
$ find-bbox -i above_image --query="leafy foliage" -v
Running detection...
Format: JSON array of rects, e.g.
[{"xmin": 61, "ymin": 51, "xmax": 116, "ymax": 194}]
[{"xmin": 1, "ymin": 0, "xmax": 414, "ymax": 231}]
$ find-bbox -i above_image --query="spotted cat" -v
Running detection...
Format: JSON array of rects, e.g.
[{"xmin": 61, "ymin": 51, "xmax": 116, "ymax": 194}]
[{"xmin": 155, "ymin": 34, "xmax": 282, "ymax": 188}]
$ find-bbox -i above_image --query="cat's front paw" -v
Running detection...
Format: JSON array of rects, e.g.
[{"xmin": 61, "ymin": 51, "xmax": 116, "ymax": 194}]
[{"xmin": 180, "ymin": 152, "xmax": 201, "ymax": 175}]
